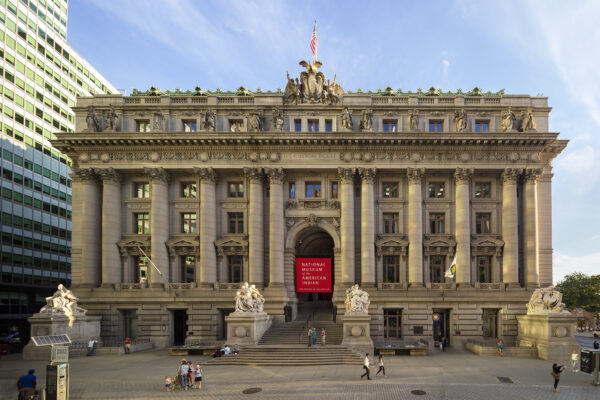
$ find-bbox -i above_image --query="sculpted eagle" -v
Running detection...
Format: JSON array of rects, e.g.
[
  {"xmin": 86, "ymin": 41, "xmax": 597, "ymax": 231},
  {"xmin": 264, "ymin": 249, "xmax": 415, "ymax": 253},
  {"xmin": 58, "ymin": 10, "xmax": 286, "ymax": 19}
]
[{"xmin": 299, "ymin": 60, "xmax": 326, "ymax": 102}]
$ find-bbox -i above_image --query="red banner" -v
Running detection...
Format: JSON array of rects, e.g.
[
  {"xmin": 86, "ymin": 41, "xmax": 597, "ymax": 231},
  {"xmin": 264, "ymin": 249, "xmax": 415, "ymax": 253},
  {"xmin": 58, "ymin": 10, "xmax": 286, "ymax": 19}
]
[{"xmin": 296, "ymin": 258, "xmax": 332, "ymax": 293}]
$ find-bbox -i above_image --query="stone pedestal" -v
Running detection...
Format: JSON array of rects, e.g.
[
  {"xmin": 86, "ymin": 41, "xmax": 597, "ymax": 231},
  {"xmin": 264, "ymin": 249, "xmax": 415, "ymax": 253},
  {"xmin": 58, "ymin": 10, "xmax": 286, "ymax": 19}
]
[
  {"xmin": 517, "ymin": 312, "xmax": 579, "ymax": 361},
  {"xmin": 225, "ymin": 312, "xmax": 271, "ymax": 345},
  {"xmin": 341, "ymin": 312, "xmax": 373, "ymax": 356},
  {"xmin": 23, "ymin": 313, "xmax": 102, "ymax": 360}
]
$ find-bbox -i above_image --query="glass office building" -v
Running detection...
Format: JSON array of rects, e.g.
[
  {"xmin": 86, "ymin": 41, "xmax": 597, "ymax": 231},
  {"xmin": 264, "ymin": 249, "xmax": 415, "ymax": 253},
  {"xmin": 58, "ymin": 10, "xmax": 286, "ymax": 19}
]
[{"xmin": 0, "ymin": 0, "xmax": 116, "ymax": 351}]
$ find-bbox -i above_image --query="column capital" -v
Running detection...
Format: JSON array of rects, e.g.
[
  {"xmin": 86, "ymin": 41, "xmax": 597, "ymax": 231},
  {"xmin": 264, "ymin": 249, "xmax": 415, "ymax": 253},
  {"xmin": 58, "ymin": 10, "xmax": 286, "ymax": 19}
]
[
  {"xmin": 94, "ymin": 168, "xmax": 122, "ymax": 185},
  {"xmin": 358, "ymin": 167, "xmax": 376, "ymax": 183},
  {"xmin": 337, "ymin": 167, "xmax": 356, "ymax": 183},
  {"xmin": 453, "ymin": 168, "xmax": 473, "ymax": 184},
  {"xmin": 243, "ymin": 167, "xmax": 264, "ymax": 183},
  {"xmin": 406, "ymin": 167, "xmax": 425, "ymax": 184},
  {"xmin": 501, "ymin": 168, "xmax": 523, "ymax": 183},
  {"xmin": 193, "ymin": 167, "xmax": 217, "ymax": 183},
  {"xmin": 523, "ymin": 168, "xmax": 542, "ymax": 184},
  {"xmin": 144, "ymin": 167, "xmax": 169, "ymax": 183},
  {"xmin": 265, "ymin": 167, "xmax": 285, "ymax": 184},
  {"xmin": 71, "ymin": 167, "xmax": 98, "ymax": 183}
]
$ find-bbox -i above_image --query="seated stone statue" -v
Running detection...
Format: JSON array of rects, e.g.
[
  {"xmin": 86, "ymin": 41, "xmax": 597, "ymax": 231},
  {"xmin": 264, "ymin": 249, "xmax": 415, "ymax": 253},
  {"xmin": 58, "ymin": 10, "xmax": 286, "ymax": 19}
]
[
  {"xmin": 344, "ymin": 284, "xmax": 370, "ymax": 313},
  {"xmin": 40, "ymin": 284, "xmax": 87, "ymax": 326},
  {"xmin": 526, "ymin": 286, "xmax": 565, "ymax": 314},
  {"xmin": 234, "ymin": 282, "xmax": 265, "ymax": 313}
]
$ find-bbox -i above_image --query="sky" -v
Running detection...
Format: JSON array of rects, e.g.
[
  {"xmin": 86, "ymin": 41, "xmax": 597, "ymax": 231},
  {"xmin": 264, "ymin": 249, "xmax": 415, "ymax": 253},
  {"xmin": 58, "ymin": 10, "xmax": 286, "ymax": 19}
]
[{"xmin": 67, "ymin": 0, "xmax": 600, "ymax": 284}]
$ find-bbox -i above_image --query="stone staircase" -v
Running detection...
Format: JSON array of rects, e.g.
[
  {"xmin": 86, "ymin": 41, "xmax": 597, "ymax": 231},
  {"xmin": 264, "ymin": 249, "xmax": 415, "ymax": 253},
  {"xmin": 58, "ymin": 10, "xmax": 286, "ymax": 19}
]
[
  {"xmin": 205, "ymin": 345, "xmax": 363, "ymax": 366},
  {"xmin": 259, "ymin": 320, "xmax": 344, "ymax": 345}
]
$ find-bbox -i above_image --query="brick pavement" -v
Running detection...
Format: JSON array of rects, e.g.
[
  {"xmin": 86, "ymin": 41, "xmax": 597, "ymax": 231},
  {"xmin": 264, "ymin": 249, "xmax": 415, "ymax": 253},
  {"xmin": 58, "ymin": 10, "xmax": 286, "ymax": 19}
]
[{"xmin": 1, "ymin": 348, "xmax": 598, "ymax": 399}]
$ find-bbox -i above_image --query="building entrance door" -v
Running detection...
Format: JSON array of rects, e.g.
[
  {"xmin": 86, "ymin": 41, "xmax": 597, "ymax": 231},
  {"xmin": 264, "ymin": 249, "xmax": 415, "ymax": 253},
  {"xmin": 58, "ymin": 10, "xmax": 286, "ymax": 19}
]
[
  {"xmin": 172, "ymin": 309, "xmax": 188, "ymax": 346},
  {"xmin": 432, "ymin": 309, "xmax": 450, "ymax": 343}
]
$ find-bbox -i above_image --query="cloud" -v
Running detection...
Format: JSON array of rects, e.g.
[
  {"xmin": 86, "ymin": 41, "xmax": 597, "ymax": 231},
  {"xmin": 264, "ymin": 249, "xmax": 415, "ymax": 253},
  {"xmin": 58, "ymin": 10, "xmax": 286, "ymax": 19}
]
[
  {"xmin": 442, "ymin": 59, "xmax": 450, "ymax": 78},
  {"xmin": 554, "ymin": 251, "xmax": 600, "ymax": 284}
]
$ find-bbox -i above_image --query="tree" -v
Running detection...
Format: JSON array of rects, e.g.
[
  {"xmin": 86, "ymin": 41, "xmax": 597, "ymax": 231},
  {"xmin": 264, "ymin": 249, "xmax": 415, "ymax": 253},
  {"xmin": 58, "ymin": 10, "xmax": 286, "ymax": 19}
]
[{"xmin": 555, "ymin": 272, "xmax": 600, "ymax": 313}]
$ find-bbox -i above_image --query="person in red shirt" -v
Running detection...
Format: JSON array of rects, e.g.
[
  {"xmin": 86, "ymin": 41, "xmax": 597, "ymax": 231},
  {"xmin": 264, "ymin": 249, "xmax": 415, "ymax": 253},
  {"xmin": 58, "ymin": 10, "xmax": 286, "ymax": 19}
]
[{"xmin": 124, "ymin": 337, "xmax": 131, "ymax": 354}]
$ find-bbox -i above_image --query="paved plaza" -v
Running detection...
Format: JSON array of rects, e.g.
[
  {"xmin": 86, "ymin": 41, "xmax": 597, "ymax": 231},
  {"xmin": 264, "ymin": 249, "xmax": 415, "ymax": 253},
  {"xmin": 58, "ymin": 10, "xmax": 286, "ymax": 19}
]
[{"xmin": 2, "ymin": 347, "xmax": 599, "ymax": 400}]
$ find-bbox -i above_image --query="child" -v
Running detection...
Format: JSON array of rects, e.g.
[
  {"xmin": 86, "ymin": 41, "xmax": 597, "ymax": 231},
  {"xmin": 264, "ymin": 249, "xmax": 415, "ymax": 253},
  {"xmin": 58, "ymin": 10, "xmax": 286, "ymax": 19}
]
[
  {"xmin": 165, "ymin": 376, "xmax": 172, "ymax": 392},
  {"xmin": 194, "ymin": 365, "xmax": 203, "ymax": 390}
]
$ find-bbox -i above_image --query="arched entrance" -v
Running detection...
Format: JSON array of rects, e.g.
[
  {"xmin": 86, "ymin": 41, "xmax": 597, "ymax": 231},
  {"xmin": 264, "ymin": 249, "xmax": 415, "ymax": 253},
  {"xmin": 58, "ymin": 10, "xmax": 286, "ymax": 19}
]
[{"xmin": 294, "ymin": 228, "xmax": 335, "ymax": 320}]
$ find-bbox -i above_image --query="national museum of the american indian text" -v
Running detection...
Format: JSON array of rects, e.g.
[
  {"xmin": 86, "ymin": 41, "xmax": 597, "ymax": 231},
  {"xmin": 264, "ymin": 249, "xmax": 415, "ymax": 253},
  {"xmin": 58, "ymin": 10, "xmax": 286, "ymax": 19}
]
[{"xmin": 52, "ymin": 60, "xmax": 567, "ymax": 348}]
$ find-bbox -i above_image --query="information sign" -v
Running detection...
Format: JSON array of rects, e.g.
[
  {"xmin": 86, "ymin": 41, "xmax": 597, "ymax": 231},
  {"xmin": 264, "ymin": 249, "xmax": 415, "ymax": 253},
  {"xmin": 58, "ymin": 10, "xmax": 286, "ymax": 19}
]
[{"xmin": 296, "ymin": 258, "xmax": 332, "ymax": 293}]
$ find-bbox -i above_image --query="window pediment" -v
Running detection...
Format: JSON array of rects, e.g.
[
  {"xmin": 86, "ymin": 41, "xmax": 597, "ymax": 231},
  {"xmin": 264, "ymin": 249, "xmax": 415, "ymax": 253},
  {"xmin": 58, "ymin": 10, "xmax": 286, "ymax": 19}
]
[
  {"xmin": 215, "ymin": 235, "xmax": 249, "ymax": 256},
  {"xmin": 471, "ymin": 235, "xmax": 504, "ymax": 256},
  {"xmin": 118, "ymin": 235, "xmax": 150, "ymax": 257},
  {"xmin": 376, "ymin": 235, "xmax": 408, "ymax": 256},
  {"xmin": 423, "ymin": 234, "xmax": 456, "ymax": 256},
  {"xmin": 166, "ymin": 236, "xmax": 200, "ymax": 256}
]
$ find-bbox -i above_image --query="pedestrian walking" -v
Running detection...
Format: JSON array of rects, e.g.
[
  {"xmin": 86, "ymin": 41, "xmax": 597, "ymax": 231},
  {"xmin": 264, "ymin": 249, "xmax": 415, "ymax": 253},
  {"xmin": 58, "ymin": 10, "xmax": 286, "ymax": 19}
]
[
  {"xmin": 321, "ymin": 328, "xmax": 326, "ymax": 346},
  {"xmin": 360, "ymin": 353, "xmax": 372, "ymax": 380},
  {"xmin": 497, "ymin": 339, "xmax": 503, "ymax": 357},
  {"xmin": 87, "ymin": 337, "xmax": 98, "ymax": 356},
  {"xmin": 307, "ymin": 327, "xmax": 313, "ymax": 347},
  {"xmin": 178, "ymin": 359, "xmax": 190, "ymax": 390},
  {"xmin": 551, "ymin": 363, "xmax": 564, "ymax": 392},
  {"xmin": 571, "ymin": 350, "xmax": 579, "ymax": 372},
  {"xmin": 375, "ymin": 354, "xmax": 386, "ymax": 377},
  {"xmin": 312, "ymin": 327, "xmax": 317, "ymax": 345},
  {"xmin": 194, "ymin": 365, "xmax": 203, "ymax": 390}
]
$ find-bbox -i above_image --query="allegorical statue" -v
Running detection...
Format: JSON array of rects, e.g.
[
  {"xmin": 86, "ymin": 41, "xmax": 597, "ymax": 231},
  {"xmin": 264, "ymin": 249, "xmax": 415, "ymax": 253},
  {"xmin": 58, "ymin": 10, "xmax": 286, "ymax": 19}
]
[
  {"xmin": 284, "ymin": 71, "xmax": 300, "ymax": 105},
  {"xmin": 202, "ymin": 109, "xmax": 216, "ymax": 131},
  {"xmin": 501, "ymin": 107, "xmax": 516, "ymax": 132},
  {"xmin": 247, "ymin": 110, "xmax": 264, "ymax": 132},
  {"xmin": 154, "ymin": 109, "xmax": 165, "ymax": 131},
  {"xmin": 272, "ymin": 108, "xmax": 284, "ymax": 131},
  {"xmin": 520, "ymin": 107, "xmax": 536, "ymax": 132},
  {"xmin": 299, "ymin": 60, "xmax": 326, "ymax": 103},
  {"xmin": 360, "ymin": 109, "xmax": 373, "ymax": 131},
  {"xmin": 341, "ymin": 107, "xmax": 353, "ymax": 131},
  {"xmin": 234, "ymin": 282, "xmax": 265, "ymax": 313},
  {"xmin": 106, "ymin": 105, "xmax": 118, "ymax": 131},
  {"xmin": 344, "ymin": 284, "xmax": 370, "ymax": 313},
  {"xmin": 86, "ymin": 107, "xmax": 101, "ymax": 132},
  {"xmin": 323, "ymin": 75, "xmax": 343, "ymax": 105},
  {"xmin": 452, "ymin": 108, "xmax": 467, "ymax": 132},
  {"xmin": 40, "ymin": 284, "xmax": 87, "ymax": 327},
  {"xmin": 526, "ymin": 286, "xmax": 566, "ymax": 314},
  {"xmin": 408, "ymin": 109, "xmax": 420, "ymax": 131}
]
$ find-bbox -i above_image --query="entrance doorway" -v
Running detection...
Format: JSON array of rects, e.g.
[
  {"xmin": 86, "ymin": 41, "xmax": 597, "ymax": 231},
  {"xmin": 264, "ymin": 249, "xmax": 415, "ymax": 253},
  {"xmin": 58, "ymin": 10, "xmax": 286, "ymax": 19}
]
[
  {"xmin": 121, "ymin": 309, "xmax": 138, "ymax": 339},
  {"xmin": 432, "ymin": 309, "xmax": 450, "ymax": 343},
  {"xmin": 172, "ymin": 309, "xmax": 188, "ymax": 346},
  {"xmin": 295, "ymin": 229, "xmax": 334, "ymax": 320}
]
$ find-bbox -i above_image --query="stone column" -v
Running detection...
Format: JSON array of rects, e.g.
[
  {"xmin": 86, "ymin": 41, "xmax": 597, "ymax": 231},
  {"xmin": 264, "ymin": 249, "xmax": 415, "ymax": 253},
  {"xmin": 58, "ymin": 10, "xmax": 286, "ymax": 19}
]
[
  {"xmin": 523, "ymin": 168, "xmax": 541, "ymax": 287},
  {"xmin": 537, "ymin": 167, "xmax": 553, "ymax": 286},
  {"xmin": 96, "ymin": 168, "xmax": 122, "ymax": 288},
  {"xmin": 70, "ymin": 168, "xmax": 101, "ymax": 288},
  {"xmin": 145, "ymin": 167, "xmax": 170, "ymax": 287},
  {"xmin": 501, "ymin": 168, "xmax": 521, "ymax": 287},
  {"xmin": 195, "ymin": 167, "xmax": 217, "ymax": 287},
  {"xmin": 407, "ymin": 168, "xmax": 424, "ymax": 287},
  {"xmin": 267, "ymin": 168, "xmax": 285, "ymax": 287},
  {"xmin": 359, "ymin": 167, "xmax": 376, "ymax": 287},
  {"xmin": 338, "ymin": 168, "xmax": 356, "ymax": 286},
  {"xmin": 244, "ymin": 167, "xmax": 264, "ymax": 286},
  {"xmin": 454, "ymin": 168, "xmax": 473, "ymax": 287}
]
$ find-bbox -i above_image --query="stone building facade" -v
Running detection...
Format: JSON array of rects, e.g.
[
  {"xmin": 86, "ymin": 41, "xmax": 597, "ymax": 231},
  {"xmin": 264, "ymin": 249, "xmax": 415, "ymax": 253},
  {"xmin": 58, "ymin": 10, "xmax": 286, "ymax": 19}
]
[{"xmin": 53, "ymin": 62, "xmax": 567, "ymax": 348}]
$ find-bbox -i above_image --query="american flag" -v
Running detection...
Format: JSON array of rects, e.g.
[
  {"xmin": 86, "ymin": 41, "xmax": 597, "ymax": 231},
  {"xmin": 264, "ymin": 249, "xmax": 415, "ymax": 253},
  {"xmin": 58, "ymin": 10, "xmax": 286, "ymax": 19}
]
[{"xmin": 310, "ymin": 22, "xmax": 317, "ymax": 59}]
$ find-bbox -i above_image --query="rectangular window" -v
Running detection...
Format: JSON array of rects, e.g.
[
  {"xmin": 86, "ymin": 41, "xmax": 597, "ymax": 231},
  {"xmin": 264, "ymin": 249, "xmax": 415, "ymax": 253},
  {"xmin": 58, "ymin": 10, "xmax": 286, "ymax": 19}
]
[
  {"xmin": 474, "ymin": 182, "xmax": 491, "ymax": 198},
  {"xmin": 383, "ymin": 120, "xmax": 397, "ymax": 132},
  {"xmin": 182, "ymin": 120, "xmax": 197, "ymax": 132},
  {"xmin": 430, "ymin": 255, "xmax": 445, "ymax": 283},
  {"xmin": 228, "ymin": 182, "xmax": 244, "ymax": 198},
  {"xmin": 383, "ymin": 213, "xmax": 399, "ymax": 234},
  {"xmin": 330, "ymin": 182, "xmax": 338, "ymax": 199},
  {"xmin": 136, "ymin": 256, "xmax": 148, "ymax": 284},
  {"xmin": 382, "ymin": 182, "xmax": 399, "ymax": 198},
  {"xmin": 181, "ymin": 256, "xmax": 195, "ymax": 283},
  {"xmin": 181, "ymin": 213, "xmax": 197, "ymax": 234},
  {"xmin": 228, "ymin": 212, "xmax": 244, "ymax": 234},
  {"xmin": 136, "ymin": 120, "xmax": 150, "ymax": 132},
  {"xmin": 228, "ymin": 255, "xmax": 243, "ymax": 283},
  {"xmin": 478, "ymin": 256, "xmax": 492, "ymax": 283},
  {"xmin": 383, "ymin": 255, "xmax": 400, "ymax": 283},
  {"xmin": 428, "ymin": 182, "xmax": 445, "ymax": 198},
  {"xmin": 134, "ymin": 182, "xmax": 150, "ymax": 198},
  {"xmin": 383, "ymin": 309, "xmax": 402, "ymax": 338},
  {"xmin": 294, "ymin": 119, "xmax": 301, "ymax": 132},
  {"xmin": 305, "ymin": 181, "xmax": 322, "ymax": 198},
  {"xmin": 429, "ymin": 213, "xmax": 445, "ymax": 234},
  {"xmin": 475, "ymin": 213, "xmax": 491, "ymax": 234},
  {"xmin": 325, "ymin": 119, "xmax": 332, "ymax": 132},
  {"xmin": 181, "ymin": 182, "xmax": 197, "ymax": 198},
  {"xmin": 475, "ymin": 120, "xmax": 489, "ymax": 133},
  {"xmin": 429, "ymin": 120, "xmax": 443, "ymax": 132},
  {"xmin": 135, "ymin": 213, "xmax": 150, "ymax": 234},
  {"xmin": 289, "ymin": 182, "xmax": 295, "ymax": 199},
  {"xmin": 308, "ymin": 119, "xmax": 319, "ymax": 132}
]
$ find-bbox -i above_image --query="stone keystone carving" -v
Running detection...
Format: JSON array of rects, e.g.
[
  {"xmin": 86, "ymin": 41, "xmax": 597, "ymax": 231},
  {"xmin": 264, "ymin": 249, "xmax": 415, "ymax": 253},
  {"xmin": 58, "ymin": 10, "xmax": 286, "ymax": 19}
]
[
  {"xmin": 234, "ymin": 282, "xmax": 265, "ymax": 313},
  {"xmin": 344, "ymin": 284, "xmax": 370, "ymax": 313},
  {"xmin": 526, "ymin": 286, "xmax": 566, "ymax": 314},
  {"xmin": 39, "ymin": 284, "xmax": 87, "ymax": 327}
]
